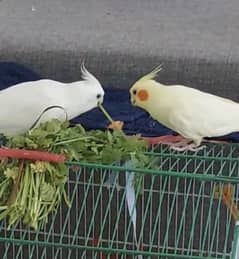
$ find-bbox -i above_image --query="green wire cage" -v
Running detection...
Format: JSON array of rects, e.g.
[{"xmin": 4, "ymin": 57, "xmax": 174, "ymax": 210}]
[{"xmin": 0, "ymin": 143, "xmax": 239, "ymax": 258}]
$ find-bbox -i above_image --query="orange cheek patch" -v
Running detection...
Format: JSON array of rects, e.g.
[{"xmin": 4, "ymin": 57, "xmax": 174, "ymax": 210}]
[{"xmin": 137, "ymin": 89, "xmax": 149, "ymax": 101}]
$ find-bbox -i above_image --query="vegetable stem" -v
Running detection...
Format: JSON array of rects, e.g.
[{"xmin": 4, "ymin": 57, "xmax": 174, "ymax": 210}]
[
  {"xmin": 54, "ymin": 136, "xmax": 92, "ymax": 146},
  {"xmin": 98, "ymin": 103, "xmax": 114, "ymax": 123},
  {"xmin": 7, "ymin": 160, "xmax": 24, "ymax": 206}
]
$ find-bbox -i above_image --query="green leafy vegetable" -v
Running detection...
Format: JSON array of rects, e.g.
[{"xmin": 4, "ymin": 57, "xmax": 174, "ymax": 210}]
[{"xmin": 0, "ymin": 119, "xmax": 151, "ymax": 229}]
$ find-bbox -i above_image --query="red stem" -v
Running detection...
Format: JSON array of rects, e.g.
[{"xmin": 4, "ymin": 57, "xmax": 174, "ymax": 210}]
[{"xmin": 0, "ymin": 148, "xmax": 65, "ymax": 163}]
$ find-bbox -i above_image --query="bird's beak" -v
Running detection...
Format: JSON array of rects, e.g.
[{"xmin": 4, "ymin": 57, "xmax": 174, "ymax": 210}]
[{"xmin": 97, "ymin": 98, "xmax": 104, "ymax": 105}]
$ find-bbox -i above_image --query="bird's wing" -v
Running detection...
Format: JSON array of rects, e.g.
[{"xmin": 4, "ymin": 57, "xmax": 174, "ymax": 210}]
[
  {"xmin": 167, "ymin": 86, "xmax": 239, "ymax": 141},
  {"xmin": 0, "ymin": 80, "xmax": 65, "ymax": 135}
]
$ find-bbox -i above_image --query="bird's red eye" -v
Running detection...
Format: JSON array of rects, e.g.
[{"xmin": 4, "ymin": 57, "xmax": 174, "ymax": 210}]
[{"xmin": 137, "ymin": 89, "xmax": 149, "ymax": 101}]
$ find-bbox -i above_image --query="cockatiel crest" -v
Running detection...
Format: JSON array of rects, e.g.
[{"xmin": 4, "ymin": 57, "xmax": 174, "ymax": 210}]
[
  {"xmin": 80, "ymin": 62, "xmax": 100, "ymax": 86},
  {"xmin": 130, "ymin": 65, "xmax": 239, "ymax": 150},
  {"xmin": 136, "ymin": 65, "xmax": 163, "ymax": 83},
  {"xmin": 130, "ymin": 65, "xmax": 162, "ymax": 107}
]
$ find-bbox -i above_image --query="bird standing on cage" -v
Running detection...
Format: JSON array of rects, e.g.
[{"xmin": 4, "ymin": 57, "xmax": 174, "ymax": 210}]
[
  {"xmin": 129, "ymin": 65, "xmax": 239, "ymax": 151},
  {"xmin": 0, "ymin": 63, "xmax": 105, "ymax": 136},
  {"xmin": 129, "ymin": 66, "xmax": 239, "ymax": 221}
]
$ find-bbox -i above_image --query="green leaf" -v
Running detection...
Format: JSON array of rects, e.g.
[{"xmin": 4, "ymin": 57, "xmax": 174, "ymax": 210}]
[
  {"xmin": 107, "ymin": 131, "xmax": 113, "ymax": 143},
  {"xmin": 40, "ymin": 183, "xmax": 55, "ymax": 202},
  {"xmin": 9, "ymin": 135, "xmax": 26, "ymax": 147},
  {"xmin": 0, "ymin": 119, "xmax": 152, "ymax": 229},
  {"xmin": 4, "ymin": 167, "xmax": 19, "ymax": 181}
]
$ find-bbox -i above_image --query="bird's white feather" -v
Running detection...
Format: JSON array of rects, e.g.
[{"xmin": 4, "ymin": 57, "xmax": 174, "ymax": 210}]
[
  {"xmin": 130, "ymin": 68, "xmax": 239, "ymax": 145},
  {"xmin": 162, "ymin": 86, "xmax": 239, "ymax": 142},
  {"xmin": 0, "ymin": 65, "xmax": 104, "ymax": 136}
]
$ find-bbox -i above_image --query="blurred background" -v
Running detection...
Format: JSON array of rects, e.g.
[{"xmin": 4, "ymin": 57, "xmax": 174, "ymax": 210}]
[{"xmin": 0, "ymin": 0, "xmax": 239, "ymax": 99}]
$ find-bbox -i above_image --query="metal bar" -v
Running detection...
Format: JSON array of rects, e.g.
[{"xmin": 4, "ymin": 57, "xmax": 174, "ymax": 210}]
[
  {"xmin": 0, "ymin": 237, "xmax": 219, "ymax": 258},
  {"xmin": 65, "ymin": 162, "xmax": 239, "ymax": 183}
]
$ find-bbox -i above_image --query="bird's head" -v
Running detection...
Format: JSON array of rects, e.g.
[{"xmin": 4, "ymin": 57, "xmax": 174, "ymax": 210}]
[
  {"xmin": 129, "ymin": 65, "xmax": 162, "ymax": 110},
  {"xmin": 79, "ymin": 62, "xmax": 105, "ymax": 111}
]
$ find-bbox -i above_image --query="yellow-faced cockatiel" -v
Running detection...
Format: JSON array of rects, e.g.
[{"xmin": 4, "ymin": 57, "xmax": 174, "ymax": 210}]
[
  {"xmin": 129, "ymin": 66, "xmax": 239, "ymax": 151},
  {"xmin": 0, "ymin": 63, "xmax": 104, "ymax": 136}
]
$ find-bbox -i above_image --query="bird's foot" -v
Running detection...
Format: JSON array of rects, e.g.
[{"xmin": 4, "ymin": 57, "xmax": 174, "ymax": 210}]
[
  {"xmin": 169, "ymin": 141, "xmax": 206, "ymax": 152},
  {"xmin": 144, "ymin": 135, "xmax": 205, "ymax": 152},
  {"xmin": 145, "ymin": 135, "xmax": 229, "ymax": 147}
]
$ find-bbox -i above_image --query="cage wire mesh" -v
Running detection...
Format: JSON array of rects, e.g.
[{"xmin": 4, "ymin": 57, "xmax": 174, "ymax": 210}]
[{"xmin": 0, "ymin": 143, "xmax": 239, "ymax": 258}]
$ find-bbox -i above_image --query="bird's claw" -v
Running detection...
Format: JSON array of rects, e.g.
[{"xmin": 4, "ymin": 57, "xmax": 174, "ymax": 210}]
[{"xmin": 169, "ymin": 143, "xmax": 206, "ymax": 152}]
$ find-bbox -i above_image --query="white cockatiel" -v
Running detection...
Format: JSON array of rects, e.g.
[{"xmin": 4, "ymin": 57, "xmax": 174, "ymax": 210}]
[
  {"xmin": 0, "ymin": 63, "xmax": 104, "ymax": 136},
  {"xmin": 129, "ymin": 66, "xmax": 239, "ymax": 151}
]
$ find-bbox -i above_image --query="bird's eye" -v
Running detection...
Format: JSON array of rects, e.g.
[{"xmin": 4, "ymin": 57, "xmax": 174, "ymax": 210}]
[
  {"xmin": 96, "ymin": 94, "xmax": 101, "ymax": 99},
  {"xmin": 133, "ymin": 89, "xmax": 137, "ymax": 95}
]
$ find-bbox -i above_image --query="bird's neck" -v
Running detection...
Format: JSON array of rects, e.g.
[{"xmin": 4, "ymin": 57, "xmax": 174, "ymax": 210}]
[
  {"xmin": 61, "ymin": 82, "xmax": 92, "ymax": 119},
  {"xmin": 64, "ymin": 81, "xmax": 85, "ymax": 96},
  {"xmin": 146, "ymin": 84, "xmax": 173, "ymax": 123},
  {"xmin": 148, "ymin": 83, "xmax": 169, "ymax": 108}
]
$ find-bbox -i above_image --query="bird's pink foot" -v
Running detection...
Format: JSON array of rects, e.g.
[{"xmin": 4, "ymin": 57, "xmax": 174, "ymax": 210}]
[
  {"xmin": 144, "ymin": 135, "xmax": 205, "ymax": 151},
  {"xmin": 169, "ymin": 141, "xmax": 206, "ymax": 152},
  {"xmin": 144, "ymin": 135, "xmax": 227, "ymax": 152}
]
